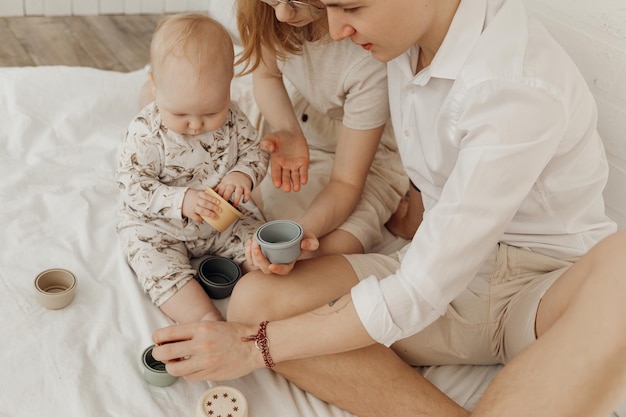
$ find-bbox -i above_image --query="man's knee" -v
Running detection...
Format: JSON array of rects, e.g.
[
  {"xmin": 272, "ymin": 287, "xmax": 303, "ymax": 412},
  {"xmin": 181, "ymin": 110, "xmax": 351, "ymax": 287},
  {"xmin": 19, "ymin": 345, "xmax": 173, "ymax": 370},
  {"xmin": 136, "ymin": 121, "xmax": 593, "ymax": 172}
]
[
  {"xmin": 575, "ymin": 230, "xmax": 626, "ymax": 340},
  {"xmin": 536, "ymin": 230, "xmax": 626, "ymax": 338},
  {"xmin": 226, "ymin": 270, "xmax": 275, "ymax": 323},
  {"xmin": 579, "ymin": 230, "xmax": 626, "ymax": 287},
  {"xmin": 589, "ymin": 230, "xmax": 626, "ymax": 260}
]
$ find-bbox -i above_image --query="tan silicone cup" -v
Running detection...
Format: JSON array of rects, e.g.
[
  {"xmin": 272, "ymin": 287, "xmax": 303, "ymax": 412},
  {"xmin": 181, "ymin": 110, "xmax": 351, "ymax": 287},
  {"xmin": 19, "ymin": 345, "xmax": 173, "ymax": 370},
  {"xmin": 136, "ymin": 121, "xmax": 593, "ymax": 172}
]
[
  {"xmin": 34, "ymin": 268, "xmax": 77, "ymax": 309},
  {"xmin": 194, "ymin": 386, "xmax": 248, "ymax": 417},
  {"xmin": 201, "ymin": 187, "xmax": 243, "ymax": 232}
]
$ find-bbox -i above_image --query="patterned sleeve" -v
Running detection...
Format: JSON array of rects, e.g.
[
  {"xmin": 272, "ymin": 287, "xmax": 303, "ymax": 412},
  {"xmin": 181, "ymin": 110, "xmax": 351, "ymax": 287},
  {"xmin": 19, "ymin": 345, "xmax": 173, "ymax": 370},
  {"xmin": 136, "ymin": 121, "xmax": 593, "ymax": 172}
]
[
  {"xmin": 225, "ymin": 102, "xmax": 269, "ymax": 188},
  {"xmin": 116, "ymin": 115, "xmax": 186, "ymax": 220}
]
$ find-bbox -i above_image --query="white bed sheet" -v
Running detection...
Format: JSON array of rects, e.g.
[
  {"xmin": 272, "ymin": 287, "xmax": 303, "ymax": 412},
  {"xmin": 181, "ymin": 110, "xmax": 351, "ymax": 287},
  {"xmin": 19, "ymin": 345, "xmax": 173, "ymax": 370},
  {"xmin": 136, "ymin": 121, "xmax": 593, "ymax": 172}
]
[{"xmin": 1, "ymin": 66, "xmax": 622, "ymax": 417}]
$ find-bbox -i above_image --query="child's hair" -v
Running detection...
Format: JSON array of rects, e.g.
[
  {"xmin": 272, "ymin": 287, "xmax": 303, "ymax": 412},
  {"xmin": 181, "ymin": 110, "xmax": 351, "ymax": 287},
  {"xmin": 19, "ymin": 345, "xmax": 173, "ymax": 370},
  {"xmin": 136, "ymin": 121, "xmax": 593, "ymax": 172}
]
[
  {"xmin": 150, "ymin": 12, "xmax": 235, "ymax": 81},
  {"xmin": 235, "ymin": 0, "xmax": 330, "ymax": 75}
]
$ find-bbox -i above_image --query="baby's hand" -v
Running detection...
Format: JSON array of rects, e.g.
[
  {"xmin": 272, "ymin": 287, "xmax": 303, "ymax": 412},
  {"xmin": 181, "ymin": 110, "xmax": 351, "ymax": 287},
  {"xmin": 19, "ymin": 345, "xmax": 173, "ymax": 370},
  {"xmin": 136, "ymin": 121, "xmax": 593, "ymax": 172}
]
[
  {"xmin": 182, "ymin": 188, "xmax": 221, "ymax": 222},
  {"xmin": 215, "ymin": 172, "xmax": 253, "ymax": 208}
]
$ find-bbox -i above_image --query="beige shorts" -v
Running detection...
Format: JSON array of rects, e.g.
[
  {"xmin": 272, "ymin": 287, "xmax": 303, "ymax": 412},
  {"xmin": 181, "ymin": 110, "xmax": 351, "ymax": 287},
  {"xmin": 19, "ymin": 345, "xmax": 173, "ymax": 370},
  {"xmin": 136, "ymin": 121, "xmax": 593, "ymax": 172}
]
[
  {"xmin": 252, "ymin": 147, "xmax": 406, "ymax": 252},
  {"xmin": 344, "ymin": 243, "xmax": 575, "ymax": 366},
  {"xmin": 242, "ymin": 82, "xmax": 408, "ymax": 252}
]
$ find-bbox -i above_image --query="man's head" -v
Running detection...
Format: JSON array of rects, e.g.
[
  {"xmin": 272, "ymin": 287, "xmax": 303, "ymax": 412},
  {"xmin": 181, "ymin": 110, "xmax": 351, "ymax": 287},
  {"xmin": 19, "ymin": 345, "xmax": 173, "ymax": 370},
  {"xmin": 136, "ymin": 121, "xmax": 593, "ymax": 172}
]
[{"xmin": 321, "ymin": 0, "xmax": 458, "ymax": 63}]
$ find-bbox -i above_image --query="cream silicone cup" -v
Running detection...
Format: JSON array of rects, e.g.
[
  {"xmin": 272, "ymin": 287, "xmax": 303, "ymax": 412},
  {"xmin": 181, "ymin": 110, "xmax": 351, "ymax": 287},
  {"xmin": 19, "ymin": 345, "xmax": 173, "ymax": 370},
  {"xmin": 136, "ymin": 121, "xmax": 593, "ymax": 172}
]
[
  {"xmin": 201, "ymin": 187, "xmax": 243, "ymax": 232},
  {"xmin": 194, "ymin": 386, "xmax": 248, "ymax": 417},
  {"xmin": 34, "ymin": 268, "xmax": 77, "ymax": 309}
]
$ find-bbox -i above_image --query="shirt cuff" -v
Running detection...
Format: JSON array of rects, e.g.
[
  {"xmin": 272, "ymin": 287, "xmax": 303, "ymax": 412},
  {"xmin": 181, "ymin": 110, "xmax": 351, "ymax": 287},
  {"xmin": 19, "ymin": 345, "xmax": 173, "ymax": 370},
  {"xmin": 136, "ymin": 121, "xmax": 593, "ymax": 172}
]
[
  {"xmin": 351, "ymin": 276, "xmax": 400, "ymax": 347},
  {"xmin": 351, "ymin": 272, "xmax": 442, "ymax": 347}
]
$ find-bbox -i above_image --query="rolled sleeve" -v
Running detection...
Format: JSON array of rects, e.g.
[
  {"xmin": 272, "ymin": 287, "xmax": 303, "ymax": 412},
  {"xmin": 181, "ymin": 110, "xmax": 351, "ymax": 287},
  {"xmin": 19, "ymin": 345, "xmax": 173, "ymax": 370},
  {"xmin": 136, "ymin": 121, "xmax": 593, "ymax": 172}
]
[{"xmin": 351, "ymin": 272, "xmax": 442, "ymax": 347}]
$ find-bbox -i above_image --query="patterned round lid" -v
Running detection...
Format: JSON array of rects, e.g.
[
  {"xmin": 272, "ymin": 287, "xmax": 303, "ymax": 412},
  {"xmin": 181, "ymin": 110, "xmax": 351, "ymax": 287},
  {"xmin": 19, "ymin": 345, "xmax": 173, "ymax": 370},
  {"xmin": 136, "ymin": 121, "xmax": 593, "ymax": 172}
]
[{"xmin": 195, "ymin": 386, "xmax": 248, "ymax": 417}]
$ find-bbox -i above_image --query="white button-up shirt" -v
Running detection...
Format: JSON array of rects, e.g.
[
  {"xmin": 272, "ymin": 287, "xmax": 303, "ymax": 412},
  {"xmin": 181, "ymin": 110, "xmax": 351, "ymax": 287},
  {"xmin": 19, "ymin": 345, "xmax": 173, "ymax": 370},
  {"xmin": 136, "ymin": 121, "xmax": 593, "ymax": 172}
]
[{"xmin": 351, "ymin": 0, "xmax": 617, "ymax": 346}]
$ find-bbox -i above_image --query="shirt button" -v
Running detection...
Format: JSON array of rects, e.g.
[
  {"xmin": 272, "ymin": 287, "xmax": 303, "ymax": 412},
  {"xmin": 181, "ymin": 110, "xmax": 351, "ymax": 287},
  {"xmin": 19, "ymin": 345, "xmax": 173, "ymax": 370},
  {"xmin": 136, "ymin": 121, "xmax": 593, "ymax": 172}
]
[{"xmin": 404, "ymin": 130, "xmax": 410, "ymax": 136}]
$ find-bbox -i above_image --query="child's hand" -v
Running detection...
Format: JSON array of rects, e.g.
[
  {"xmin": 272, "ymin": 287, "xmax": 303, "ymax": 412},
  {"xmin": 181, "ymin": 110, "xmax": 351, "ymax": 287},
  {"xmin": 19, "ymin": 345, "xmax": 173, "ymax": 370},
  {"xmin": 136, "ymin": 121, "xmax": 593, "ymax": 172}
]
[
  {"xmin": 260, "ymin": 130, "xmax": 309, "ymax": 192},
  {"xmin": 215, "ymin": 172, "xmax": 253, "ymax": 208},
  {"xmin": 182, "ymin": 188, "xmax": 222, "ymax": 222}
]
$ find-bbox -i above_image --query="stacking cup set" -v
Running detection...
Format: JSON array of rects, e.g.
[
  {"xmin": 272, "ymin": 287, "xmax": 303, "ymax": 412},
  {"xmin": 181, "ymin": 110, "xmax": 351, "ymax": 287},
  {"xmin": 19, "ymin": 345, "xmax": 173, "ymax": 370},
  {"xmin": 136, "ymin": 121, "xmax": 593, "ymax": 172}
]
[{"xmin": 32, "ymin": 191, "xmax": 302, "ymax": 415}]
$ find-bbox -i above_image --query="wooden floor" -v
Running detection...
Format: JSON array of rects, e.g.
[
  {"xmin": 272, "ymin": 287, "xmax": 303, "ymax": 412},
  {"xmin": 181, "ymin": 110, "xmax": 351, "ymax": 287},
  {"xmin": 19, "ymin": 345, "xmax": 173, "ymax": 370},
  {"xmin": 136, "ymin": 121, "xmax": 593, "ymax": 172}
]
[{"xmin": 0, "ymin": 14, "xmax": 163, "ymax": 72}]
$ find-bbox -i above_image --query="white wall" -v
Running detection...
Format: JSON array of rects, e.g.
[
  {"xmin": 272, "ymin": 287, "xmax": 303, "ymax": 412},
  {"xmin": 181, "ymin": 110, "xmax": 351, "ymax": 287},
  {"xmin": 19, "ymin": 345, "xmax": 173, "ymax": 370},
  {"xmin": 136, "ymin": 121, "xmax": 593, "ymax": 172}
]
[
  {"xmin": 524, "ymin": 0, "xmax": 626, "ymax": 228},
  {"xmin": 0, "ymin": 0, "xmax": 210, "ymax": 16}
]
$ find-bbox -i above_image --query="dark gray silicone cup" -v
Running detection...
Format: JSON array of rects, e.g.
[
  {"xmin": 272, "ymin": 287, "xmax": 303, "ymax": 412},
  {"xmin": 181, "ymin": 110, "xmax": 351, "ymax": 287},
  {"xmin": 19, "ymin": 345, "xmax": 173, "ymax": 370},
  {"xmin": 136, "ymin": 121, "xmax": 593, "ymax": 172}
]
[
  {"xmin": 197, "ymin": 256, "xmax": 242, "ymax": 299},
  {"xmin": 255, "ymin": 220, "xmax": 303, "ymax": 264},
  {"xmin": 141, "ymin": 345, "xmax": 177, "ymax": 387}
]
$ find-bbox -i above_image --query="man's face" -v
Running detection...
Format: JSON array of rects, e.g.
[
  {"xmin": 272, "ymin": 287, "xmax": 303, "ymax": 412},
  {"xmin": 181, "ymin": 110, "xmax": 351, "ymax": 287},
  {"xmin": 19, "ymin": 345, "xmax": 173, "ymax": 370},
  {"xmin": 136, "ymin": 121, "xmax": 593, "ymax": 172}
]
[{"xmin": 323, "ymin": 0, "xmax": 436, "ymax": 63}]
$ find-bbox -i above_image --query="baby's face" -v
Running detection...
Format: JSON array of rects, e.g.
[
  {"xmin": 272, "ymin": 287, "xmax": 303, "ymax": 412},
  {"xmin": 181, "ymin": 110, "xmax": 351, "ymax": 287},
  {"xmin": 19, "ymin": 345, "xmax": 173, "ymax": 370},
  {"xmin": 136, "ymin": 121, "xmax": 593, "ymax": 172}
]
[{"xmin": 152, "ymin": 58, "xmax": 231, "ymax": 136}]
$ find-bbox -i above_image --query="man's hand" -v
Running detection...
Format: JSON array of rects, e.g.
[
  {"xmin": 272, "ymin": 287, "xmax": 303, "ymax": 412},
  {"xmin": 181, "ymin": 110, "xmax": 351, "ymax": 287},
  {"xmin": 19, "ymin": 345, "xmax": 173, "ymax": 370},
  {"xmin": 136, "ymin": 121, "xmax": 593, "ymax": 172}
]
[{"xmin": 385, "ymin": 186, "xmax": 424, "ymax": 240}]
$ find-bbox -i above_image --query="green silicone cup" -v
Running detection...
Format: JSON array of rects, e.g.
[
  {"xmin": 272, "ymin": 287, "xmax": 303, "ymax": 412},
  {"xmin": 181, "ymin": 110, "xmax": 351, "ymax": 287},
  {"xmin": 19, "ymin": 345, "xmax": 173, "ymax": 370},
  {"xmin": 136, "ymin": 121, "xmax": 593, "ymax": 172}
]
[{"xmin": 141, "ymin": 345, "xmax": 177, "ymax": 387}]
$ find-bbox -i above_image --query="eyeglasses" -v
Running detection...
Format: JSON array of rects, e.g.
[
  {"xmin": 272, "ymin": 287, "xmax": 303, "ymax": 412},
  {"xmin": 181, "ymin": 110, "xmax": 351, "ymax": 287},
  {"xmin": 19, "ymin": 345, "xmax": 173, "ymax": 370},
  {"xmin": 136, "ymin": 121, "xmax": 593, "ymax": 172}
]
[{"xmin": 260, "ymin": 0, "xmax": 325, "ymax": 14}]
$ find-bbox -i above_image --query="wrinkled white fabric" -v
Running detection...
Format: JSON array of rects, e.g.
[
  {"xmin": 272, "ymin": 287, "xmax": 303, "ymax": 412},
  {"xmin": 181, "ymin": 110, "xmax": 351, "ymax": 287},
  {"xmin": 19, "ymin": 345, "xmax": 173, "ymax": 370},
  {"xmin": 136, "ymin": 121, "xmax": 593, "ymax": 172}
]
[{"xmin": 0, "ymin": 65, "xmax": 512, "ymax": 417}]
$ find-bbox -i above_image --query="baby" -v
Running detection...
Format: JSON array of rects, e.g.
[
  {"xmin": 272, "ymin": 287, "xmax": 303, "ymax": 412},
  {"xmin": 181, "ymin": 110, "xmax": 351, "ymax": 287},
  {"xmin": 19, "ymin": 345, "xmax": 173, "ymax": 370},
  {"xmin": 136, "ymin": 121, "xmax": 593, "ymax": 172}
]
[{"xmin": 116, "ymin": 13, "xmax": 268, "ymax": 323}]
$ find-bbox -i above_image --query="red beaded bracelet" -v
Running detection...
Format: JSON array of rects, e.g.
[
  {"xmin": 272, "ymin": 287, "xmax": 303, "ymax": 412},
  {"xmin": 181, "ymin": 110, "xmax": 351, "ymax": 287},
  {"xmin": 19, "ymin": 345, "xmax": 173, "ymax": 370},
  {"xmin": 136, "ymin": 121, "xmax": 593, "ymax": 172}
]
[{"xmin": 241, "ymin": 320, "xmax": 275, "ymax": 369}]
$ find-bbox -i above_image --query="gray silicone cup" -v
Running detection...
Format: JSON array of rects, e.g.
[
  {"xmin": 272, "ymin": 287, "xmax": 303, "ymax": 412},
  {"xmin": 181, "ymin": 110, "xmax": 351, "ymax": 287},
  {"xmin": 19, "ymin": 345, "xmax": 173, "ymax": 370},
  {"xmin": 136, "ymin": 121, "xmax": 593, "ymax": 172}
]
[
  {"xmin": 197, "ymin": 256, "xmax": 242, "ymax": 299},
  {"xmin": 141, "ymin": 345, "xmax": 177, "ymax": 387},
  {"xmin": 255, "ymin": 220, "xmax": 303, "ymax": 264}
]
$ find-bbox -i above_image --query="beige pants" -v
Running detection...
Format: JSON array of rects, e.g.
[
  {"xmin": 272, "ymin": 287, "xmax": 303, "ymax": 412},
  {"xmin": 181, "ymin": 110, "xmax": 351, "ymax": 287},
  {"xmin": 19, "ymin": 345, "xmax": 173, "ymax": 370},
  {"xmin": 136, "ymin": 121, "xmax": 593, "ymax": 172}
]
[
  {"xmin": 117, "ymin": 209, "xmax": 264, "ymax": 307},
  {"xmin": 344, "ymin": 243, "xmax": 575, "ymax": 366}
]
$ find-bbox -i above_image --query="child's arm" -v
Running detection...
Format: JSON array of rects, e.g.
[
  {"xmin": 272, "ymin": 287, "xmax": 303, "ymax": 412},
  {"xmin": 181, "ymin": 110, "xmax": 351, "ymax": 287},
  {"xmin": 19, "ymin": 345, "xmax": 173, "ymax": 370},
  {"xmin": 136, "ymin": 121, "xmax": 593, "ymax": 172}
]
[
  {"xmin": 226, "ymin": 103, "xmax": 270, "ymax": 191},
  {"xmin": 252, "ymin": 48, "xmax": 308, "ymax": 192},
  {"xmin": 117, "ymin": 117, "xmax": 188, "ymax": 220}
]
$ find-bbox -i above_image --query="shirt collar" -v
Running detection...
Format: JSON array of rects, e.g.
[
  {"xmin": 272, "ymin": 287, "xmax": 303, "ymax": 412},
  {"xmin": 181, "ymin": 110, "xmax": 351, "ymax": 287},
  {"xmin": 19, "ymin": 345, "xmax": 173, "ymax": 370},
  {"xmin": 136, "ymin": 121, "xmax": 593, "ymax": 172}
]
[
  {"xmin": 429, "ymin": 0, "xmax": 488, "ymax": 80},
  {"xmin": 390, "ymin": 0, "xmax": 489, "ymax": 84}
]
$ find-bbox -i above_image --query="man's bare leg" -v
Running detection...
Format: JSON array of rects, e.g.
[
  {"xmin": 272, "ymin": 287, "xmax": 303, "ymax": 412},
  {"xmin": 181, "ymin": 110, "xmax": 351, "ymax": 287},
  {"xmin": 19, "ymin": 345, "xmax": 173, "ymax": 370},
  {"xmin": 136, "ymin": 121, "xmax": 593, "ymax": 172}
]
[
  {"xmin": 228, "ymin": 255, "xmax": 468, "ymax": 417},
  {"xmin": 277, "ymin": 344, "xmax": 468, "ymax": 417},
  {"xmin": 472, "ymin": 231, "xmax": 626, "ymax": 417}
]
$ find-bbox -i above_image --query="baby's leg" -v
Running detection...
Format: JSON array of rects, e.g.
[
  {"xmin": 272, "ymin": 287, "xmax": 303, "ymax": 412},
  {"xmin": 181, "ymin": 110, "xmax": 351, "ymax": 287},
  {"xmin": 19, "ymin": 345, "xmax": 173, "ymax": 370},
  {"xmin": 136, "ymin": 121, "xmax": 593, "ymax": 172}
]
[
  {"xmin": 209, "ymin": 205, "xmax": 265, "ymax": 274},
  {"xmin": 120, "ymin": 226, "xmax": 222, "ymax": 323},
  {"xmin": 160, "ymin": 280, "xmax": 224, "ymax": 323}
]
